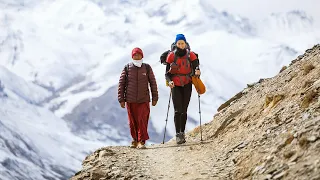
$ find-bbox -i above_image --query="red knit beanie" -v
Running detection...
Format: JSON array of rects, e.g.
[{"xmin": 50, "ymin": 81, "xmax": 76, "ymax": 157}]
[{"xmin": 132, "ymin": 47, "xmax": 143, "ymax": 58}]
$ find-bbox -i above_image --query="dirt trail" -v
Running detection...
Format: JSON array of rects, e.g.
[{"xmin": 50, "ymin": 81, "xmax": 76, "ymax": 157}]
[
  {"xmin": 141, "ymin": 140, "xmax": 227, "ymax": 180},
  {"xmin": 69, "ymin": 135, "xmax": 243, "ymax": 180}
]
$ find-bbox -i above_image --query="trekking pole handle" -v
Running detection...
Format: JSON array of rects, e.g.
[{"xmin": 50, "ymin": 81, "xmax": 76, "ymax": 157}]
[{"xmin": 195, "ymin": 67, "xmax": 200, "ymax": 77}]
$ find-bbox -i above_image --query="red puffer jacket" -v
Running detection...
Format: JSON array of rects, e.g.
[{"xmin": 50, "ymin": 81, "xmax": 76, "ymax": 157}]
[{"xmin": 118, "ymin": 63, "xmax": 158, "ymax": 103}]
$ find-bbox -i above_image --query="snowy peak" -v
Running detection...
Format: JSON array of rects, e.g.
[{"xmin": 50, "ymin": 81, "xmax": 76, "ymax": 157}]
[
  {"xmin": 198, "ymin": 0, "xmax": 255, "ymax": 36},
  {"xmin": 271, "ymin": 10, "xmax": 313, "ymax": 24},
  {"xmin": 0, "ymin": 66, "xmax": 51, "ymax": 103},
  {"xmin": 0, "ymin": 87, "xmax": 104, "ymax": 180},
  {"xmin": 271, "ymin": 10, "xmax": 313, "ymax": 30},
  {"xmin": 257, "ymin": 10, "xmax": 315, "ymax": 38},
  {"xmin": 91, "ymin": 0, "xmax": 255, "ymax": 36}
]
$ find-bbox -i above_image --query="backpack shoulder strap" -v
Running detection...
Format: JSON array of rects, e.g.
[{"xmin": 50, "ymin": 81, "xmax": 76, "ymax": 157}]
[
  {"xmin": 125, "ymin": 63, "xmax": 129, "ymax": 78},
  {"xmin": 124, "ymin": 63, "xmax": 130, "ymax": 100},
  {"xmin": 173, "ymin": 51, "xmax": 178, "ymax": 64},
  {"xmin": 186, "ymin": 49, "xmax": 190, "ymax": 62},
  {"xmin": 125, "ymin": 64, "xmax": 129, "ymax": 73},
  {"xmin": 143, "ymin": 63, "xmax": 151, "ymax": 82},
  {"xmin": 145, "ymin": 63, "xmax": 150, "ymax": 75}
]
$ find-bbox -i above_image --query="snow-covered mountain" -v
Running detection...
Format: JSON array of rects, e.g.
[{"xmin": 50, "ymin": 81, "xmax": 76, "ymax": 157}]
[
  {"xmin": 0, "ymin": 0, "xmax": 319, "ymax": 179},
  {"xmin": 0, "ymin": 65, "xmax": 106, "ymax": 179}
]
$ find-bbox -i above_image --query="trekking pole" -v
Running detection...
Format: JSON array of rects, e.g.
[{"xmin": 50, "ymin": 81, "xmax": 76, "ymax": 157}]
[
  {"xmin": 162, "ymin": 91, "xmax": 172, "ymax": 144},
  {"xmin": 194, "ymin": 66, "xmax": 203, "ymax": 142},
  {"xmin": 198, "ymin": 93, "xmax": 203, "ymax": 141}
]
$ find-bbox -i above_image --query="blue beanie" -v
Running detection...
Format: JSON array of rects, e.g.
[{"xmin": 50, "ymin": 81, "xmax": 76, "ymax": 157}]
[{"xmin": 175, "ymin": 34, "xmax": 186, "ymax": 43}]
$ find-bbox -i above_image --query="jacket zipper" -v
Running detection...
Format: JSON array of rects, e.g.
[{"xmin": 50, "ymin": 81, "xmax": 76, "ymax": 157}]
[{"xmin": 136, "ymin": 66, "xmax": 138, "ymax": 102}]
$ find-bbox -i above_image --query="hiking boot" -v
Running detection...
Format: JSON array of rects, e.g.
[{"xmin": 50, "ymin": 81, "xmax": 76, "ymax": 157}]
[
  {"xmin": 181, "ymin": 132, "xmax": 186, "ymax": 143},
  {"xmin": 137, "ymin": 141, "xmax": 146, "ymax": 149},
  {"xmin": 130, "ymin": 140, "xmax": 138, "ymax": 148},
  {"xmin": 176, "ymin": 133, "xmax": 183, "ymax": 144}
]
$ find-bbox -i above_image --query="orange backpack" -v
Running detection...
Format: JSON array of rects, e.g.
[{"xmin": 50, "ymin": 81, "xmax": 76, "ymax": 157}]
[{"xmin": 192, "ymin": 76, "xmax": 206, "ymax": 95}]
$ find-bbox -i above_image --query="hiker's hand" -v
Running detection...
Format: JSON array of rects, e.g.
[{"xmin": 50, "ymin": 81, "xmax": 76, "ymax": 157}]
[
  {"xmin": 120, "ymin": 102, "xmax": 125, "ymax": 108},
  {"xmin": 195, "ymin": 69, "xmax": 201, "ymax": 76},
  {"xmin": 152, "ymin": 100, "xmax": 157, "ymax": 106},
  {"xmin": 168, "ymin": 81, "xmax": 175, "ymax": 88}
]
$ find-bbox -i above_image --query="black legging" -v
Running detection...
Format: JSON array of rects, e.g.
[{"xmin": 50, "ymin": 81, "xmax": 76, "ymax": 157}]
[{"xmin": 171, "ymin": 82, "xmax": 192, "ymax": 134}]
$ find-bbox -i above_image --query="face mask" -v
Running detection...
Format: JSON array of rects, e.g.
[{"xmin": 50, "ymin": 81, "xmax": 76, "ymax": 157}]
[
  {"xmin": 175, "ymin": 47, "xmax": 187, "ymax": 57},
  {"xmin": 133, "ymin": 59, "xmax": 143, "ymax": 67}
]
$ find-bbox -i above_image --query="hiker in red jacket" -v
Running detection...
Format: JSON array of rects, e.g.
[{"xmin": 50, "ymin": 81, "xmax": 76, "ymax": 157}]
[
  {"xmin": 165, "ymin": 34, "xmax": 201, "ymax": 144},
  {"xmin": 118, "ymin": 47, "xmax": 159, "ymax": 149}
]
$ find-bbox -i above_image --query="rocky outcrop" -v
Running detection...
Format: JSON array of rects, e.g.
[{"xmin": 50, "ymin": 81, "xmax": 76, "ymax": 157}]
[{"xmin": 70, "ymin": 44, "xmax": 320, "ymax": 180}]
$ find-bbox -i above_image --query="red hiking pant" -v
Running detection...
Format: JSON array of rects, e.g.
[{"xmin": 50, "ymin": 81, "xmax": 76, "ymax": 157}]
[{"xmin": 126, "ymin": 102, "xmax": 150, "ymax": 142}]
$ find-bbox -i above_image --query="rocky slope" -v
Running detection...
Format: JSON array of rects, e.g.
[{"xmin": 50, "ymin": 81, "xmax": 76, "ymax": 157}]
[{"xmin": 70, "ymin": 44, "xmax": 320, "ymax": 180}]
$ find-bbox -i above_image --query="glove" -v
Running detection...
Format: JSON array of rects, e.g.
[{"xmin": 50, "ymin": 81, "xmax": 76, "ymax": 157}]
[
  {"xmin": 120, "ymin": 102, "xmax": 125, "ymax": 108},
  {"xmin": 152, "ymin": 100, "xmax": 157, "ymax": 106},
  {"xmin": 168, "ymin": 81, "xmax": 175, "ymax": 88}
]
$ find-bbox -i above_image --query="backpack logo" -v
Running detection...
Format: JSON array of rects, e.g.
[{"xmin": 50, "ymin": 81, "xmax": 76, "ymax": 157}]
[{"xmin": 142, "ymin": 73, "xmax": 147, "ymax": 76}]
